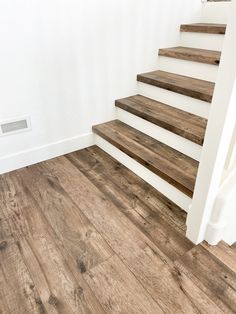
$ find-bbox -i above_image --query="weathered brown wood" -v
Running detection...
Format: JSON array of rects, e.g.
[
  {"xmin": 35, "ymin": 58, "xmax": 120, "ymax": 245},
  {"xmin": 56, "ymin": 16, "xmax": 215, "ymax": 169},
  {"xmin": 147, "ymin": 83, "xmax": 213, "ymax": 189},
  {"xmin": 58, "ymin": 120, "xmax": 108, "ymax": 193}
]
[
  {"xmin": 159, "ymin": 46, "xmax": 221, "ymax": 65},
  {"xmin": 0, "ymin": 171, "xmax": 105, "ymax": 314},
  {"xmin": 68, "ymin": 146, "xmax": 188, "ymax": 234},
  {"xmin": 180, "ymin": 23, "xmax": 227, "ymax": 34},
  {"xmin": 175, "ymin": 245, "xmax": 236, "ymax": 313},
  {"xmin": 137, "ymin": 70, "xmax": 215, "ymax": 102},
  {"xmin": 116, "ymin": 95, "xmax": 207, "ymax": 145},
  {"xmin": 202, "ymin": 241, "xmax": 236, "ymax": 273},
  {"xmin": 41, "ymin": 154, "xmax": 223, "ymax": 313},
  {"xmin": 0, "ymin": 239, "xmax": 46, "ymax": 314},
  {"xmin": 93, "ymin": 120, "xmax": 198, "ymax": 197},
  {"xmin": 67, "ymin": 147, "xmax": 194, "ymax": 262},
  {"xmin": 18, "ymin": 164, "xmax": 114, "ymax": 274},
  {"xmin": 1, "ymin": 148, "xmax": 235, "ymax": 313},
  {"xmin": 84, "ymin": 255, "xmax": 163, "ymax": 314}
]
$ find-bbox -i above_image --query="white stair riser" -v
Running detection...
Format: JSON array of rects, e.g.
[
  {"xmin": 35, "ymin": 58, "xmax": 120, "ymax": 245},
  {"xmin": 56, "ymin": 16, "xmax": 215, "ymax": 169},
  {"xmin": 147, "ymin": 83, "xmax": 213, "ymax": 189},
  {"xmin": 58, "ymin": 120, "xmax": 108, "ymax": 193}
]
[
  {"xmin": 180, "ymin": 33, "xmax": 224, "ymax": 51},
  {"xmin": 95, "ymin": 134, "xmax": 191, "ymax": 212},
  {"xmin": 138, "ymin": 82, "xmax": 210, "ymax": 119},
  {"xmin": 158, "ymin": 56, "xmax": 218, "ymax": 82},
  {"xmin": 202, "ymin": 2, "xmax": 231, "ymax": 24},
  {"xmin": 117, "ymin": 107, "xmax": 202, "ymax": 161}
]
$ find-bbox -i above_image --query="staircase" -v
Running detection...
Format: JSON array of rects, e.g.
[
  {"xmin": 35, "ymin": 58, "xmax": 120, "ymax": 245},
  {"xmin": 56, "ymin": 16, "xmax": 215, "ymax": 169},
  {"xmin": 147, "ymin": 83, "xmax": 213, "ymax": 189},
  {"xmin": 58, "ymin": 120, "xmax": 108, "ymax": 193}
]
[{"xmin": 93, "ymin": 12, "xmax": 228, "ymax": 213}]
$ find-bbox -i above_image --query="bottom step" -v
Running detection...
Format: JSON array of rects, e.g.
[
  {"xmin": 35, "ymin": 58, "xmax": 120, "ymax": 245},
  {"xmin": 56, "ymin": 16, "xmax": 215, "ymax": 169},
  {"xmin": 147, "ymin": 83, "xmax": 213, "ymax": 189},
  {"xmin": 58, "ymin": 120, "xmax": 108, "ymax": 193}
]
[{"xmin": 93, "ymin": 121, "xmax": 199, "ymax": 211}]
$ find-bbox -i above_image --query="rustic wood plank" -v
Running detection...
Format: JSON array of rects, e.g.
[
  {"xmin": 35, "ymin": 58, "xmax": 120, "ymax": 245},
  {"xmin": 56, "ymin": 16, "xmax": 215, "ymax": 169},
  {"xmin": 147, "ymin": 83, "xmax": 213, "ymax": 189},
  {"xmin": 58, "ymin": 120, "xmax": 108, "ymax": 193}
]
[
  {"xmin": 40, "ymin": 155, "xmax": 223, "ymax": 313},
  {"xmin": 158, "ymin": 46, "xmax": 221, "ymax": 65},
  {"xmin": 67, "ymin": 147, "xmax": 194, "ymax": 262},
  {"xmin": 202, "ymin": 241, "xmax": 236, "ymax": 273},
  {"xmin": 175, "ymin": 245, "xmax": 236, "ymax": 313},
  {"xmin": 180, "ymin": 23, "xmax": 227, "ymax": 34},
  {"xmin": 116, "ymin": 95, "xmax": 207, "ymax": 145},
  {"xmin": 68, "ymin": 146, "xmax": 188, "ymax": 234},
  {"xmin": 137, "ymin": 70, "xmax": 215, "ymax": 102},
  {"xmin": 93, "ymin": 120, "xmax": 198, "ymax": 197},
  {"xmin": 1, "ymin": 171, "xmax": 105, "ymax": 314},
  {"xmin": 18, "ymin": 165, "xmax": 114, "ymax": 274},
  {"xmin": 0, "ymin": 239, "xmax": 47, "ymax": 314},
  {"xmin": 84, "ymin": 255, "xmax": 163, "ymax": 313}
]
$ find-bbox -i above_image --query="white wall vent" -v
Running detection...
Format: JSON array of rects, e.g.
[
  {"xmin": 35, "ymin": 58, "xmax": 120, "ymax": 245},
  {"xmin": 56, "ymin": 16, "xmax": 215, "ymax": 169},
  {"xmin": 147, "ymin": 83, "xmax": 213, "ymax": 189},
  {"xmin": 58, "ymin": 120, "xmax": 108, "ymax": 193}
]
[{"xmin": 0, "ymin": 116, "xmax": 31, "ymax": 136}]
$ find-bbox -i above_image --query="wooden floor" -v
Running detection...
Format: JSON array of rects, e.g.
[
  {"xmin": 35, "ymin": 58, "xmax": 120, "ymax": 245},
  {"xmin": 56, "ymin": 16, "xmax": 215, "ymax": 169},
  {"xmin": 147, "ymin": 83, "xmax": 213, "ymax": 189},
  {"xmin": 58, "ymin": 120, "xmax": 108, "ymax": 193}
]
[{"xmin": 0, "ymin": 146, "xmax": 236, "ymax": 314}]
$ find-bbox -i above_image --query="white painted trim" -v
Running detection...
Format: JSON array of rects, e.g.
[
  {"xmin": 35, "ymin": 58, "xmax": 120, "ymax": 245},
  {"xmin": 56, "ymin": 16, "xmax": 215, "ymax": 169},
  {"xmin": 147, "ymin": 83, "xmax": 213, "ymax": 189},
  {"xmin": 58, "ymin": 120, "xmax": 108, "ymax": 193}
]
[
  {"xmin": 95, "ymin": 134, "xmax": 191, "ymax": 212},
  {"xmin": 205, "ymin": 167, "xmax": 236, "ymax": 246},
  {"xmin": 0, "ymin": 132, "xmax": 94, "ymax": 174},
  {"xmin": 180, "ymin": 32, "xmax": 225, "ymax": 51},
  {"xmin": 186, "ymin": 0, "xmax": 236, "ymax": 244},
  {"xmin": 138, "ymin": 82, "xmax": 210, "ymax": 119},
  {"xmin": 158, "ymin": 56, "xmax": 219, "ymax": 82},
  {"xmin": 116, "ymin": 107, "xmax": 202, "ymax": 161}
]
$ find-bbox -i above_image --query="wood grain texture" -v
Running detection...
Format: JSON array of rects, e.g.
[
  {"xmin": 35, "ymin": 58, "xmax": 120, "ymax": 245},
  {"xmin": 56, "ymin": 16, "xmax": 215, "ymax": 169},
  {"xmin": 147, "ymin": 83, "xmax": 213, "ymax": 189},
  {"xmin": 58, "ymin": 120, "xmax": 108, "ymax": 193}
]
[
  {"xmin": 67, "ymin": 147, "xmax": 194, "ymax": 262},
  {"xmin": 159, "ymin": 46, "xmax": 221, "ymax": 65},
  {"xmin": 93, "ymin": 120, "xmax": 198, "ymax": 197},
  {"xmin": 39, "ymin": 153, "xmax": 223, "ymax": 313},
  {"xmin": 116, "ymin": 95, "xmax": 208, "ymax": 145},
  {"xmin": 84, "ymin": 255, "xmax": 163, "ymax": 314},
  {"xmin": 0, "ymin": 147, "xmax": 235, "ymax": 313},
  {"xmin": 137, "ymin": 70, "xmax": 215, "ymax": 103},
  {"xmin": 175, "ymin": 245, "xmax": 236, "ymax": 313},
  {"xmin": 180, "ymin": 23, "xmax": 227, "ymax": 34}
]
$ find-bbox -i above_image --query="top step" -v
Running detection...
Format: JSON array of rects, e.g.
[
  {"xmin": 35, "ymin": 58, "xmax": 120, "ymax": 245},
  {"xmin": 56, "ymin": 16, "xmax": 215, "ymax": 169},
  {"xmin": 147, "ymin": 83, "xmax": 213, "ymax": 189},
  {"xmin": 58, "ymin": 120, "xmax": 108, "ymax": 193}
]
[{"xmin": 180, "ymin": 23, "xmax": 227, "ymax": 34}]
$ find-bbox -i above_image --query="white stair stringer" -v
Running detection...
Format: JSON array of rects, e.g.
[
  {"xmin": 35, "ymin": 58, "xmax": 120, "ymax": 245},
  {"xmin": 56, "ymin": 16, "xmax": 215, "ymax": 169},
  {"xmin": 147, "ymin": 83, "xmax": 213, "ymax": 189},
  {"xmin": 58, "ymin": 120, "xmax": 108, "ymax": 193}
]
[
  {"xmin": 180, "ymin": 32, "xmax": 224, "ymax": 51},
  {"xmin": 116, "ymin": 107, "xmax": 202, "ymax": 162},
  {"xmin": 95, "ymin": 134, "xmax": 192, "ymax": 212},
  {"xmin": 138, "ymin": 82, "xmax": 210, "ymax": 119},
  {"xmin": 158, "ymin": 56, "xmax": 219, "ymax": 82}
]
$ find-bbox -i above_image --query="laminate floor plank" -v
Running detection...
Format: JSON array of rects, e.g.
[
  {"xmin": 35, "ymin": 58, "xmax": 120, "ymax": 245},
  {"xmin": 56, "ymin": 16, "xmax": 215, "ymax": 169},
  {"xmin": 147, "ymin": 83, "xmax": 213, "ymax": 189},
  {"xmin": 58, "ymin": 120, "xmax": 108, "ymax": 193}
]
[
  {"xmin": 67, "ymin": 148, "xmax": 193, "ymax": 263},
  {"xmin": 0, "ymin": 239, "xmax": 47, "ymax": 314},
  {"xmin": 0, "ymin": 171, "xmax": 105, "ymax": 314},
  {"xmin": 18, "ymin": 165, "xmax": 114, "ymax": 274},
  {"xmin": 84, "ymin": 255, "xmax": 163, "ymax": 314},
  {"xmin": 67, "ymin": 146, "xmax": 187, "ymax": 234},
  {"xmin": 0, "ymin": 147, "xmax": 235, "ymax": 314},
  {"xmin": 40, "ymin": 154, "xmax": 223, "ymax": 313},
  {"xmin": 175, "ymin": 245, "xmax": 236, "ymax": 313},
  {"xmin": 202, "ymin": 241, "xmax": 236, "ymax": 273}
]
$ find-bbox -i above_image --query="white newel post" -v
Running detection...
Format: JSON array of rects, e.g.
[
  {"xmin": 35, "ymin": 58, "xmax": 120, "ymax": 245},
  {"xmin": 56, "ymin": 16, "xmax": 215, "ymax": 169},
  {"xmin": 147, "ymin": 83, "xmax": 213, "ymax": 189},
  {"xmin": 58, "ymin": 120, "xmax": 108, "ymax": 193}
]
[{"xmin": 186, "ymin": 0, "xmax": 236, "ymax": 244}]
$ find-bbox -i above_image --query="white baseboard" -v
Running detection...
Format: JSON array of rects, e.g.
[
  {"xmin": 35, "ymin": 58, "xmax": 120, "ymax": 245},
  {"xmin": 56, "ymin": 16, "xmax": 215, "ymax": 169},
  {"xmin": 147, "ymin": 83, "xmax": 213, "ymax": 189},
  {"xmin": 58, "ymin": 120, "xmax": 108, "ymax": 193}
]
[
  {"xmin": 95, "ymin": 134, "xmax": 191, "ymax": 212},
  {"xmin": 0, "ymin": 132, "xmax": 95, "ymax": 175}
]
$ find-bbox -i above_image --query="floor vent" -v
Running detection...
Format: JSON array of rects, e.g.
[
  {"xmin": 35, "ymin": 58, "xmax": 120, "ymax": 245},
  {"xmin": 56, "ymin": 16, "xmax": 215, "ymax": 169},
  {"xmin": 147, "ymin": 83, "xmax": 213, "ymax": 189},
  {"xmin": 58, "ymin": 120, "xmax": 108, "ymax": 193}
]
[{"xmin": 0, "ymin": 117, "xmax": 31, "ymax": 136}]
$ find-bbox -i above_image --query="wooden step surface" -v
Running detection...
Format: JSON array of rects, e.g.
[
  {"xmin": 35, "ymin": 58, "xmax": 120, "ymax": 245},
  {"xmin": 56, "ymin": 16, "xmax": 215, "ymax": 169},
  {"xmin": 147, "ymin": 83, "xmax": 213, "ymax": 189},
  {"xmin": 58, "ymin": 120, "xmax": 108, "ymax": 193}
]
[
  {"xmin": 116, "ymin": 95, "xmax": 208, "ymax": 145},
  {"xmin": 180, "ymin": 23, "xmax": 227, "ymax": 34},
  {"xmin": 159, "ymin": 46, "xmax": 221, "ymax": 65},
  {"xmin": 137, "ymin": 70, "xmax": 215, "ymax": 103},
  {"xmin": 93, "ymin": 120, "xmax": 198, "ymax": 197}
]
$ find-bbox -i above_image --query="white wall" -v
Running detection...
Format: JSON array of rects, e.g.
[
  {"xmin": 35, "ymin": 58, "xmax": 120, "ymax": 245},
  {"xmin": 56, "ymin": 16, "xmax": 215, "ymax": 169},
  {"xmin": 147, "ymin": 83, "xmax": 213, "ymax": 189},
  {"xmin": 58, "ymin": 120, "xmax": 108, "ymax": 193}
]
[{"xmin": 0, "ymin": 0, "xmax": 201, "ymax": 173}]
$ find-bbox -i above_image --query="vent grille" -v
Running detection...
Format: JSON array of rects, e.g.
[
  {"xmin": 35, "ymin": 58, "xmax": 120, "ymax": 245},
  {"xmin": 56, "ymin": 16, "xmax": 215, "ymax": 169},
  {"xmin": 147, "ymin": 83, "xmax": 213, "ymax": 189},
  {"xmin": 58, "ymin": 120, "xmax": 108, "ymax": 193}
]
[{"xmin": 0, "ymin": 117, "xmax": 31, "ymax": 136}]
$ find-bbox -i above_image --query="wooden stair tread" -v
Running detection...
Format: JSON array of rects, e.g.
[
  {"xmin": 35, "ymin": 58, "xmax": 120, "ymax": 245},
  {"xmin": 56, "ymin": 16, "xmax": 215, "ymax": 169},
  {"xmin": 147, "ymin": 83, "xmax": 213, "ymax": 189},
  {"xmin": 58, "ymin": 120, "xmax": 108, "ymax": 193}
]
[
  {"xmin": 159, "ymin": 46, "xmax": 221, "ymax": 65},
  {"xmin": 180, "ymin": 23, "xmax": 227, "ymax": 34},
  {"xmin": 93, "ymin": 120, "xmax": 198, "ymax": 197},
  {"xmin": 116, "ymin": 95, "xmax": 207, "ymax": 145},
  {"xmin": 137, "ymin": 70, "xmax": 215, "ymax": 103}
]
